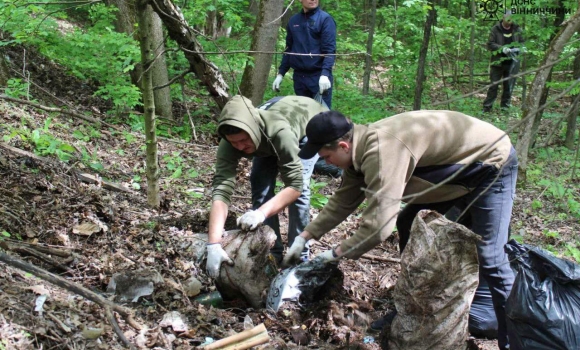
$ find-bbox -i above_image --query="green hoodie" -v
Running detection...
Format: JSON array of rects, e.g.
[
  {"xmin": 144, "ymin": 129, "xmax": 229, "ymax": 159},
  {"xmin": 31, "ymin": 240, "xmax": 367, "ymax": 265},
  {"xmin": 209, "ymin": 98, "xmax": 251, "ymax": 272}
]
[{"xmin": 212, "ymin": 95, "xmax": 328, "ymax": 205}]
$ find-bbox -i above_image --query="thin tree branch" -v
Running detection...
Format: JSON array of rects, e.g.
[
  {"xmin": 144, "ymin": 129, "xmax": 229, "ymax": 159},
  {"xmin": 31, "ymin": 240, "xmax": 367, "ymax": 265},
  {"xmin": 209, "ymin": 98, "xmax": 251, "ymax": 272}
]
[
  {"xmin": 153, "ymin": 69, "xmax": 191, "ymax": 90},
  {"xmin": 0, "ymin": 94, "xmax": 101, "ymax": 125},
  {"xmin": 0, "ymin": 251, "xmax": 143, "ymax": 331}
]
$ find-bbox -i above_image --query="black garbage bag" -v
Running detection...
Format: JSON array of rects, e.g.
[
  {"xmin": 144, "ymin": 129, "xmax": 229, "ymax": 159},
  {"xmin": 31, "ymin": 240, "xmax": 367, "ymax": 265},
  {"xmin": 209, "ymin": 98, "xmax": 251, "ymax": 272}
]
[{"xmin": 505, "ymin": 239, "xmax": 580, "ymax": 350}]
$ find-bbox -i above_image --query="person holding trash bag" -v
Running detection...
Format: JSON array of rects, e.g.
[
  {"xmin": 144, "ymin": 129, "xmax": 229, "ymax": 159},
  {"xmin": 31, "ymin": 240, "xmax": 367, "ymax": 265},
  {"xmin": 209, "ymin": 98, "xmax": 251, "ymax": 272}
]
[
  {"xmin": 482, "ymin": 10, "xmax": 525, "ymax": 113},
  {"xmin": 283, "ymin": 110, "xmax": 518, "ymax": 350},
  {"xmin": 205, "ymin": 95, "xmax": 328, "ymax": 279}
]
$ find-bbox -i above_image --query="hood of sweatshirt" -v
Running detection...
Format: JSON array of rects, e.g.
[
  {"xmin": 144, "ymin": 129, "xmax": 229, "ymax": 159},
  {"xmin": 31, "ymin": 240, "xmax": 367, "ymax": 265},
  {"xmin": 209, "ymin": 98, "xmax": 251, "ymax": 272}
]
[{"xmin": 217, "ymin": 95, "xmax": 265, "ymax": 150}]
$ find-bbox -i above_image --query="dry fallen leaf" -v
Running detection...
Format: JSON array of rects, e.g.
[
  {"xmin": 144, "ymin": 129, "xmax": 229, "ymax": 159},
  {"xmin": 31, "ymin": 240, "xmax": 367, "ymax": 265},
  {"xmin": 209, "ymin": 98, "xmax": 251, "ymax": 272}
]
[
  {"xmin": 72, "ymin": 222, "xmax": 100, "ymax": 236},
  {"xmin": 28, "ymin": 285, "xmax": 51, "ymax": 296}
]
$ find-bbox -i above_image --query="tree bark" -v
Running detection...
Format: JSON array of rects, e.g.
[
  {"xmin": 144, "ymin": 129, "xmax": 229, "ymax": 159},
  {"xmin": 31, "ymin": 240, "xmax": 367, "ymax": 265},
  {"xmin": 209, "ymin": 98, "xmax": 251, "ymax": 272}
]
[
  {"xmin": 109, "ymin": 0, "xmax": 142, "ymax": 88},
  {"xmin": 515, "ymin": 10, "xmax": 580, "ymax": 185},
  {"xmin": 468, "ymin": 0, "xmax": 475, "ymax": 91},
  {"xmin": 239, "ymin": 0, "xmax": 285, "ymax": 106},
  {"xmin": 530, "ymin": 0, "xmax": 566, "ymax": 142},
  {"xmin": 362, "ymin": 0, "xmax": 377, "ymax": 95},
  {"xmin": 413, "ymin": 0, "xmax": 436, "ymax": 110},
  {"xmin": 149, "ymin": 0, "xmax": 230, "ymax": 109},
  {"xmin": 0, "ymin": 51, "xmax": 10, "ymax": 86},
  {"xmin": 149, "ymin": 9, "xmax": 173, "ymax": 120},
  {"xmin": 565, "ymin": 50, "xmax": 580, "ymax": 149},
  {"xmin": 137, "ymin": 0, "xmax": 160, "ymax": 208}
]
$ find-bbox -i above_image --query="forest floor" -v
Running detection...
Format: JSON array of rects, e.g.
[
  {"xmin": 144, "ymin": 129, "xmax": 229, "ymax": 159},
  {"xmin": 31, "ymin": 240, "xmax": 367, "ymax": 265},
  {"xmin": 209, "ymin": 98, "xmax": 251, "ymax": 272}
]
[{"xmin": 1, "ymin": 44, "xmax": 579, "ymax": 350}]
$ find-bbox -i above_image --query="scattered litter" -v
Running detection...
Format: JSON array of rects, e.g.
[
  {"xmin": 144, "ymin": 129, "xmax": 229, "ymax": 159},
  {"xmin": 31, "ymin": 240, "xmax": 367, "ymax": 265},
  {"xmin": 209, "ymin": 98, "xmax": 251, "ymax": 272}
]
[
  {"xmin": 34, "ymin": 295, "xmax": 47, "ymax": 316},
  {"xmin": 363, "ymin": 336, "xmax": 374, "ymax": 344},
  {"xmin": 106, "ymin": 269, "xmax": 163, "ymax": 302},
  {"xmin": 160, "ymin": 311, "xmax": 188, "ymax": 333}
]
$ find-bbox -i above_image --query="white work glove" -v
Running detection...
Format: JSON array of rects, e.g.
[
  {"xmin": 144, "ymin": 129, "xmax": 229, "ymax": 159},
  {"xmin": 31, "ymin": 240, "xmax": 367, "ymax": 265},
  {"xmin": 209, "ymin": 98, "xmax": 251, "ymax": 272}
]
[
  {"xmin": 319, "ymin": 75, "xmax": 331, "ymax": 94},
  {"xmin": 313, "ymin": 249, "xmax": 338, "ymax": 264},
  {"xmin": 206, "ymin": 244, "xmax": 234, "ymax": 278},
  {"xmin": 281, "ymin": 236, "xmax": 308, "ymax": 268},
  {"xmin": 502, "ymin": 47, "xmax": 511, "ymax": 55},
  {"xmin": 272, "ymin": 74, "xmax": 284, "ymax": 92},
  {"xmin": 237, "ymin": 209, "xmax": 266, "ymax": 231}
]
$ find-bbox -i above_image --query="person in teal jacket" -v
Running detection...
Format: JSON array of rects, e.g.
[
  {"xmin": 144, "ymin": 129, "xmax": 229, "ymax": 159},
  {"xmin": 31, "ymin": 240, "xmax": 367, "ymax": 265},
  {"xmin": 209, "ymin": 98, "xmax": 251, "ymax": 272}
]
[{"xmin": 205, "ymin": 95, "xmax": 328, "ymax": 278}]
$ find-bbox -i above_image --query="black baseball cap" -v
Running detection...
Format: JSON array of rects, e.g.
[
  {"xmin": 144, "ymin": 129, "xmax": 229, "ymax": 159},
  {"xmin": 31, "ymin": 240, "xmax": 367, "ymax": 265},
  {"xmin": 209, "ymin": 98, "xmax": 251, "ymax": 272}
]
[{"xmin": 298, "ymin": 110, "xmax": 353, "ymax": 159}]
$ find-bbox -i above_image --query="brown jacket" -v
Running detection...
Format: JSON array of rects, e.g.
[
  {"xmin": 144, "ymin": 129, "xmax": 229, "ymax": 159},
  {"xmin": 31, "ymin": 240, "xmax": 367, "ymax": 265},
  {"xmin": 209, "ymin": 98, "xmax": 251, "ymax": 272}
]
[{"xmin": 304, "ymin": 110, "xmax": 513, "ymax": 259}]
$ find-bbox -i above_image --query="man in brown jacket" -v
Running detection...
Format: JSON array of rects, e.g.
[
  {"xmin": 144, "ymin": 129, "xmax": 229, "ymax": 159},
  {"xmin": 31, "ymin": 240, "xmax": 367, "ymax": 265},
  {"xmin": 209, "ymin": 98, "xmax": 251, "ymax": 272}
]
[{"xmin": 283, "ymin": 110, "xmax": 518, "ymax": 350}]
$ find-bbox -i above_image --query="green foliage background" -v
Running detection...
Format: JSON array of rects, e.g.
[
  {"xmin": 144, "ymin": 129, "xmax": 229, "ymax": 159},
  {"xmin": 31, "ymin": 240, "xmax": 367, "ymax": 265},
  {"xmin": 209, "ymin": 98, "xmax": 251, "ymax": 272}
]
[{"xmin": 0, "ymin": 0, "xmax": 579, "ymax": 260}]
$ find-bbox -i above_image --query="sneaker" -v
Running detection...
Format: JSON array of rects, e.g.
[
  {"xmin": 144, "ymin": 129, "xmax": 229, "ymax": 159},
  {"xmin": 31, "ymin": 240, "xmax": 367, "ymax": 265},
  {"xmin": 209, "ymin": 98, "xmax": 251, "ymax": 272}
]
[{"xmin": 370, "ymin": 310, "xmax": 398, "ymax": 331}]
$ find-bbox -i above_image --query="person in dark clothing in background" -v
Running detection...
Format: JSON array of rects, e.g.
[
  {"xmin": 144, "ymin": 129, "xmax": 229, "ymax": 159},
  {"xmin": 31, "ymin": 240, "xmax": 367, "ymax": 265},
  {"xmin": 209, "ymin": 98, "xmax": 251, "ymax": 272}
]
[
  {"xmin": 272, "ymin": 0, "xmax": 342, "ymax": 177},
  {"xmin": 272, "ymin": 0, "xmax": 336, "ymax": 108},
  {"xmin": 482, "ymin": 10, "xmax": 525, "ymax": 113}
]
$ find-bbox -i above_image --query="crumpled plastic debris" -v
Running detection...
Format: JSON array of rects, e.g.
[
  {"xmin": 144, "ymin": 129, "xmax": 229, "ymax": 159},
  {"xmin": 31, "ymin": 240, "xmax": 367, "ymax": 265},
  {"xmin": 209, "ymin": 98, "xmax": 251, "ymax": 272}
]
[
  {"xmin": 106, "ymin": 269, "xmax": 163, "ymax": 302},
  {"xmin": 266, "ymin": 257, "xmax": 340, "ymax": 311}
]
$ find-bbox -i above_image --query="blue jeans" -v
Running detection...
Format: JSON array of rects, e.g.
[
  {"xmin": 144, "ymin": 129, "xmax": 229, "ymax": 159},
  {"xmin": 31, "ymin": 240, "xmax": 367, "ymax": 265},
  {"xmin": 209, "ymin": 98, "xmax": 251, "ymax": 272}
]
[
  {"xmin": 250, "ymin": 152, "xmax": 318, "ymax": 262},
  {"xmin": 396, "ymin": 148, "xmax": 518, "ymax": 350}
]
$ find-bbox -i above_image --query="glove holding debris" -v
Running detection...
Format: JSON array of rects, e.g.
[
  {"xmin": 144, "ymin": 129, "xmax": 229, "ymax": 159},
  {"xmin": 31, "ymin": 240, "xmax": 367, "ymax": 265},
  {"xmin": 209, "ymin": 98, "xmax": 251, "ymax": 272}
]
[
  {"xmin": 272, "ymin": 74, "xmax": 284, "ymax": 92},
  {"xmin": 282, "ymin": 236, "xmax": 308, "ymax": 267},
  {"xmin": 319, "ymin": 75, "xmax": 331, "ymax": 94},
  {"xmin": 313, "ymin": 249, "xmax": 338, "ymax": 264},
  {"xmin": 237, "ymin": 209, "xmax": 266, "ymax": 231},
  {"xmin": 206, "ymin": 243, "xmax": 234, "ymax": 278}
]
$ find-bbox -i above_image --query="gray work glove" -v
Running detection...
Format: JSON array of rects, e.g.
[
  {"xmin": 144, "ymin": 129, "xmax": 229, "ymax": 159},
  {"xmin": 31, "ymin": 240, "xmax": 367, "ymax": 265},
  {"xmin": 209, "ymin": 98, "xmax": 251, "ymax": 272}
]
[
  {"xmin": 313, "ymin": 248, "xmax": 338, "ymax": 263},
  {"xmin": 319, "ymin": 75, "xmax": 331, "ymax": 94},
  {"xmin": 502, "ymin": 47, "xmax": 511, "ymax": 55},
  {"xmin": 272, "ymin": 74, "xmax": 284, "ymax": 92},
  {"xmin": 281, "ymin": 236, "xmax": 308, "ymax": 267},
  {"xmin": 206, "ymin": 243, "xmax": 234, "ymax": 278},
  {"xmin": 237, "ymin": 209, "xmax": 266, "ymax": 231}
]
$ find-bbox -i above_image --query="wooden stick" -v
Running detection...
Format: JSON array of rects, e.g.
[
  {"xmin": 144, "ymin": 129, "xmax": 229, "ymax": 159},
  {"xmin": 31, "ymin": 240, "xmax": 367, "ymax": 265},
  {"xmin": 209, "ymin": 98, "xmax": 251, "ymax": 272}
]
[
  {"xmin": 0, "ymin": 94, "xmax": 101, "ymax": 125},
  {"xmin": 0, "ymin": 251, "xmax": 142, "ymax": 332},
  {"xmin": 221, "ymin": 331, "xmax": 270, "ymax": 350},
  {"xmin": 202, "ymin": 323, "xmax": 267, "ymax": 350},
  {"xmin": 0, "ymin": 143, "xmax": 135, "ymax": 194},
  {"xmin": 360, "ymin": 254, "xmax": 401, "ymax": 264}
]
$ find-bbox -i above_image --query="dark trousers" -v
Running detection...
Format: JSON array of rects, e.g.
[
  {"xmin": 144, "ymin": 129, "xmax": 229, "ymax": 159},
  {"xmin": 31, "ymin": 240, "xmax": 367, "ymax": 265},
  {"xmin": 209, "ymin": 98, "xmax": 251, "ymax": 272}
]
[
  {"xmin": 292, "ymin": 71, "xmax": 333, "ymax": 109},
  {"xmin": 396, "ymin": 149, "xmax": 518, "ymax": 350},
  {"xmin": 483, "ymin": 61, "xmax": 519, "ymax": 111}
]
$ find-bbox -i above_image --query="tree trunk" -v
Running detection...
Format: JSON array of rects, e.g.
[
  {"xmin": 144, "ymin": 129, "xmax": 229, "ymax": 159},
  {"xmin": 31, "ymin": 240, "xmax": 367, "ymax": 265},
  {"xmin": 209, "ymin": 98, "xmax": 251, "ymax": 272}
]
[
  {"xmin": 150, "ymin": 0, "xmax": 229, "ymax": 109},
  {"xmin": 205, "ymin": 0, "xmax": 218, "ymax": 39},
  {"xmin": 239, "ymin": 0, "xmax": 285, "ymax": 106},
  {"xmin": 0, "ymin": 52, "xmax": 9, "ymax": 86},
  {"xmin": 565, "ymin": 50, "xmax": 580, "ymax": 150},
  {"xmin": 413, "ymin": 0, "xmax": 436, "ymax": 110},
  {"xmin": 468, "ymin": 0, "xmax": 475, "ymax": 91},
  {"xmin": 137, "ymin": 0, "xmax": 160, "ymax": 208},
  {"xmin": 149, "ymin": 9, "xmax": 173, "ymax": 120},
  {"xmin": 530, "ymin": 1, "xmax": 566, "ymax": 142},
  {"xmin": 362, "ymin": 0, "xmax": 377, "ymax": 95},
  {"xmin": 515, "ymin": 10, "xmax": 580, "ymax": 185},
  {"xmin": 109, "ymin": 0, "xmax": 144, "ymax": 90}
]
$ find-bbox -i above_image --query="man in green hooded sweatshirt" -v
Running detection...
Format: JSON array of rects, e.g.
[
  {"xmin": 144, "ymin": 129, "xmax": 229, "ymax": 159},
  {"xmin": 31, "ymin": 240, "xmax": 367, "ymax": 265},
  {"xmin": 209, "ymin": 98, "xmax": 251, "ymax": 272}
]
[{"xmin": 205, "ymin": 95, "xmax": 328, "ymax": 278}]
